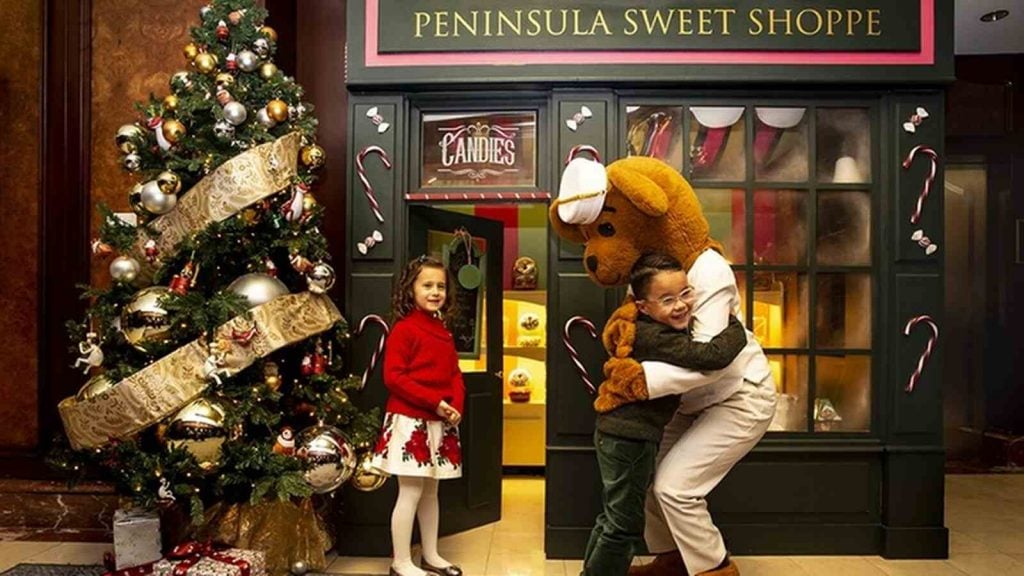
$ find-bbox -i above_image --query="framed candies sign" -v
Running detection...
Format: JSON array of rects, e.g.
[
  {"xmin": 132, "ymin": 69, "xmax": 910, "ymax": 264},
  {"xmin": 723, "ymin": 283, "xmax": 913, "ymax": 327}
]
[{"xmin": 411, "ymin": 111, "xmax": 543, "ymax": 201}]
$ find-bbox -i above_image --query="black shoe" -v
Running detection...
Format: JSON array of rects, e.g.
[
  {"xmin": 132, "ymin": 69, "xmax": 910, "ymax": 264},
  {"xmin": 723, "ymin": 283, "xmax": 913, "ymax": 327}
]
[{"xmin": 420, "ymin": 560, "xmax": 463, "ymax": 576}]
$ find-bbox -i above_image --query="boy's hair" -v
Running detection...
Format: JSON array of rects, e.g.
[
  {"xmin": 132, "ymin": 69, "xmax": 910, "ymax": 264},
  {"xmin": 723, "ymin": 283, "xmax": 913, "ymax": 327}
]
[
  {"xmin": 630, "ymin": 252, "xmax": 684, "ymax": 300},
  {"xmin": 392, "ymin": 255, "xmax": 455, "ymax": 322}
]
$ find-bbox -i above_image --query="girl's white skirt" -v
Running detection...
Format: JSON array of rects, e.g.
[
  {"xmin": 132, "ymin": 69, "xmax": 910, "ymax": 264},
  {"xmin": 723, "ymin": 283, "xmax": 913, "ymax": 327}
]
[{"xmin": 370, "ymin": 412, "xmax": 462, "ymax": 479}]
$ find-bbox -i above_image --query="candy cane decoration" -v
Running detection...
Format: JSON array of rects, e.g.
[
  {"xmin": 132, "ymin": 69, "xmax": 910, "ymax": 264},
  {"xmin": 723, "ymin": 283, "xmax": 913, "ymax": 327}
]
[
  {"xmin": 903, "ymin": 315, "xmax": 939, "ymax": 393},
  {"xmin": 563, "ymin": 316, "xmax": 599, "ymax": 395},
  {"xmin": 564, "ymin": 145, "xmax": 602, "ymax": 166},
  {"xmin": 356, "ymin": 146, "xmax": 392, "ymax": 224},
  {"xmin": 355, "ymin": 314, "xmax": 390, "ymax": 390},
  {"xmin": 901, "ymin": 145, "xmax": 939, "ymax": 225}
]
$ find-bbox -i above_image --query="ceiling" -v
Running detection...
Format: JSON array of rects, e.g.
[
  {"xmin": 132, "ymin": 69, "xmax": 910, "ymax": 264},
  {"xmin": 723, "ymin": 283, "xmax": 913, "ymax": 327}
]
[{"xmin": 955, "ymin": 0, "xmax": 1024, "ymax": 54}]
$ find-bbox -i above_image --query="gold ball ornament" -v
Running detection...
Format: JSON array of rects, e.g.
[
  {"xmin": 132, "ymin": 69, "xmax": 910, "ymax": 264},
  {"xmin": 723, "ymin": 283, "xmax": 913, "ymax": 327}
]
[
  {"xmin": 75, "ymin": 374, "xmax": 117, "ymax": 402},
  {"xmin": 296, "ymin": 424, "xmax": 357, "ymax": 494},
  {"xmin": 228, "ymin": 11, "xmax": 243, "ymax": 25},
  {"xmin": 162, "ymin": 94, "xmax": 179, "ymax": 112},
  {"xmin": 165, "ymin": 398, "xmax": 228, "ymax": 471},
  {"xmin": 302, "ymin": 193, "xmax": 318, "ymax": 212},
  {"xmin": 259, "ymin": 25, "xmax": 278, "ymax": 42},
  {"xmin": 258, "ymin": 62, "xmax": 278, "ymax": 80},
  {"xmin": 156, "ymin": 171, "xmax": 182, "ymax": 195},
  {"xmin": 115, "ymin": 124, "xmax": 145, "ymax": 154},
  {"xmin": 215, "ymin": 72, "xmax": 235, "ymax": 87},
  {"xmin": 300, "ymin": 145, "xmax": 326, "ymax": 169},
  {"xmin": 350, "ymin": 451, "xmax": 388, "ymax": 492},
  {"xmin": 193, "ymin": 52, "xmax": 218, "ymax": 74},
  {"xmin": 162, "ymin": 119, "xmax": 186, "ymax": 144},
  {"xmin": 183, "ymin": 42, "xmax": 200, "ymax": 61},
  {"xmin": 121, "ymin": 286, "xmax": 172, "ymax": 352},
  {"xmin": 267, "ymin": 99, "xmax": 289, "ymax": 123}
]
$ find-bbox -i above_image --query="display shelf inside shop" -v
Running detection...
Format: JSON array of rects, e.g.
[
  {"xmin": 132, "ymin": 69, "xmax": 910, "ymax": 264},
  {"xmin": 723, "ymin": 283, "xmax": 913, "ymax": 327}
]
[{"xmin": 505, "ymin": 289, "xmax": 547, "ymax": 304}]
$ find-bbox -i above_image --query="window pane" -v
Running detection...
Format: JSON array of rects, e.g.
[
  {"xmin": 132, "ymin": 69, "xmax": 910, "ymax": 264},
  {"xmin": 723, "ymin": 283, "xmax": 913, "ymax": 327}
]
[
  {"xmin": 696, "ymin": 188, "xmax": 745, "ymax": 264},
  {"xmin": 817, "ymin": 191, "xmax": 871, "ymax": 266},
  {"xmin": 755, "ymin": 107, "xmax": 809, "ymax": 182},
  {"xmin": 421, "ymin": 111, "xmax": 537, "ymax": 189},
  {"xmin": 689, "ymin": 107, "xmax": 746, "ymax": 181},
  {"xmin": 816, "ymin": 273, "xmax": 872, "ymax": 349},
  {"xmin": 815, "ymin": 355, "xmax": 871, "ymax": 433},
  {"xmin": 753, "ymin": 271, "xmax": 808, "ymax": 349},
  {"xmin": 754, "ymin": 190, "xmax": 808, "ymax": 265},
  {"xmin": 626, "ymin": 106, "xmax": 684, "ymax": 172},
  {"xmin": 767, "ymin": 354, "xmax": 809, "ymax": 432},
  {"xmin": 816, "ymin": 108, "xmax": 872, "ymax": 184}
]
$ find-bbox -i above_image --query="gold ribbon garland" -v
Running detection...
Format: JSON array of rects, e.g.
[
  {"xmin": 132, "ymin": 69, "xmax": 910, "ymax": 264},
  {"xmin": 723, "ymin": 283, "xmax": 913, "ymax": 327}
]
[
  {"xmin": 133, "ymin": 132, "xmax": 303, "ymax": 273},
  {"xmin": 59, "ymin": 292, "xmax": 343, "ymax": 450}
]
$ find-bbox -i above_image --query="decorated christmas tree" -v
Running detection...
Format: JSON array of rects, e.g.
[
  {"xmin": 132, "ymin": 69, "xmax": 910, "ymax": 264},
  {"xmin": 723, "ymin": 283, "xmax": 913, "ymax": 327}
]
[{"xmin": 51, "ymin": 1, "xmax": 381, "ymax": 569}]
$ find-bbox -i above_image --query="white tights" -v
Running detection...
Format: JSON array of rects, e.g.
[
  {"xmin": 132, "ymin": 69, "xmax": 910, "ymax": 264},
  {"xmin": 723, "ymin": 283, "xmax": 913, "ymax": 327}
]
[{"xmin": 391, "ymin": 476, "xmax": 452, "ymax": 575}]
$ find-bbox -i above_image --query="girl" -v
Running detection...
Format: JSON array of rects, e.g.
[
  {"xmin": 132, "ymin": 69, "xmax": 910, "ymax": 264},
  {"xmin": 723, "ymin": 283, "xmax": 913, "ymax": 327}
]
[{"xmin": 371, "ymin": 255, "xmax": 465, "ymax": 576}]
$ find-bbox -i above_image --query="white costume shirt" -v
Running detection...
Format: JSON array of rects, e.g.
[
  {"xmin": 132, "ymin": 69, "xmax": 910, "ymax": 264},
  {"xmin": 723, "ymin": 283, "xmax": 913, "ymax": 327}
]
[{"xmin": 643, "ymin": 248, "xmax": 773, "ymax": 411}]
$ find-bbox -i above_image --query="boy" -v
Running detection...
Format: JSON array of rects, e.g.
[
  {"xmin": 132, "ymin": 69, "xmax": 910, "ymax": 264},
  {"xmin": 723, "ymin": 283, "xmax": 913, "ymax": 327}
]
[{"xmin": 583, "ymin": 253, "xmax": 747, "ymax": 576}]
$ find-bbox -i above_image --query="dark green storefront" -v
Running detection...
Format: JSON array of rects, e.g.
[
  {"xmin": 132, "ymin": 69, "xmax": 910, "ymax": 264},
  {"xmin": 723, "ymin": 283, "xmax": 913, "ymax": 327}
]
[{"xmin": 338, "ymin": 0, "xmax": 952, "ymax": 560}]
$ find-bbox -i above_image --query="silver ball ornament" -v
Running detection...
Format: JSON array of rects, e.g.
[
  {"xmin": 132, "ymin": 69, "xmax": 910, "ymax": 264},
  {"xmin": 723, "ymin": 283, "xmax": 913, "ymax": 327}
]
[
  {"xmin": 121, "ymin": 286, "xmax": 172, "ymax": 352},
  {"xmin": 253, "ymin": 38, "xmax": 270, "ymax": 58},
  {"xmin": 116, "ymin": 124, "xmax": 145, "ymax": 153},
  {"xmin": 237, "ymin": 50, "xmax": 260, "ymax": 72},
  {"xmin": 290, "ymin": 562, "xmax": 308, "ymax": 576},
  {"xmin": 109, "ymin": 255, "xmax": 141, "ymax": 283},
  {"xmin": 214, "ymin": 120, "xmax": 235, "ymax": 141},
  {"xmin": 350, "ymin": 451, "xmax": 388, "ymax": 492},
  {"xmin": 165, "ymin": 398, "xmax": 227, "ymax": 471},
  {"xmin": 123, "ymin": 153, "xmax": 142, "ymax": 172},
  {"xmin": 140, "ymin": 179, "xmax": 177, "ymax": 215},
  {"xmin": 227, "ymin": 273, "xmax": 289, "ymax": 308},
  {"xmin": 223, "ymin": 101, "xmax": 248, "ymax": 126},
  {"xmin": 296, "ymin": 425, "xmax": 357, "ymax": 494},
  {"xmin": 306, "ymin": 263, "xmax": 336, "ymax": 295},
  {"xmin": 256, "ymin": 107, "xmax": 276, "ymax": 129}
]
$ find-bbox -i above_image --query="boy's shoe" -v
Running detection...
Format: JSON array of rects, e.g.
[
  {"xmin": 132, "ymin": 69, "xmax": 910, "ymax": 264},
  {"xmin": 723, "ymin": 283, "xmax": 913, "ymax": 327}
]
[{"xmin": 626, "ymin": 551, "xmax": 686, "ymax": 576}]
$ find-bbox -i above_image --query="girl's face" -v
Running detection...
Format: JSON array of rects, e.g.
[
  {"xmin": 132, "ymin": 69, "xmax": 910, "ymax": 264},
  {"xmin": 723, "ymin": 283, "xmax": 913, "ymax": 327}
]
[{"xmin": 412, "ymin": 266, "xmax": 447, "ymax": 315}]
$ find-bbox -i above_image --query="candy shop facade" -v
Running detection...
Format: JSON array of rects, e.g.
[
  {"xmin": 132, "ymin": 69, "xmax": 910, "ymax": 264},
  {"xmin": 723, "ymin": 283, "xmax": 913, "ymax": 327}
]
[{"xmin": 336, "ymin": 0, "xmax": 953, "ymax": 560}]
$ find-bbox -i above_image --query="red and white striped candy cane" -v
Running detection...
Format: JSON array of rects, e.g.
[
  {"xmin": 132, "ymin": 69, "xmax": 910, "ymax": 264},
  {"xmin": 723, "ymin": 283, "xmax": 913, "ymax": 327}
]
[
  {"xmin": 903, "ymin": 314, "xmax": 939, "ymax": 393},
  {"xmin": 901, "ymin": 145, "xmax": 939, "ymax": 225},
  {"xmin": 563, "ymin": 316, "xmax": 599, "ymax": 395},
  {"xmin": 356, "ymin": 146, "xmax": 392, "ymax": 224},
  {"xmin": 355, "ymin": 314, "xmax": 390, "ymax": 390},
  {"xmin": 564, "ymin": 145, "xmax": 602, "ymax": 166}
]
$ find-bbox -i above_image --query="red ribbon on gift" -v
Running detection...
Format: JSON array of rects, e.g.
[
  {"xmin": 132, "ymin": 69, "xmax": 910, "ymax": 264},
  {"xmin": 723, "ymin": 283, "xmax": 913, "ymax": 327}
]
[{"xmin": 102, "ymin": 541, "xmax": 252, "ymax": 576}]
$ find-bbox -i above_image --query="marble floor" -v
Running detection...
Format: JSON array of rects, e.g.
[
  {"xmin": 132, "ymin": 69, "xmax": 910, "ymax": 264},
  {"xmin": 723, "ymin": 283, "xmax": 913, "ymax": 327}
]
[{"xmin": 2, "ymin": 474, "xmax": 1022, "ymax": 576}]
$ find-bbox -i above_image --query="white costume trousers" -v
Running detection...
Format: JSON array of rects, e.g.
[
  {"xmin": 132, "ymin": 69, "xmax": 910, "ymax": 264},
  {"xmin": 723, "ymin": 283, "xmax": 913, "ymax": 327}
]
[{"xmin": 643, "ymin": 376, "xmax": 777, "ymax": 574}]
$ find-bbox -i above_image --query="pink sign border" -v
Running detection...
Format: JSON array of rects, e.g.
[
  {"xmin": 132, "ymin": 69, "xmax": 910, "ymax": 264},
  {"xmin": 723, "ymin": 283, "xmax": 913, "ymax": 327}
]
[{"xmin": 364, "ymin": 0, "xmax": 934, "ymax": 68}]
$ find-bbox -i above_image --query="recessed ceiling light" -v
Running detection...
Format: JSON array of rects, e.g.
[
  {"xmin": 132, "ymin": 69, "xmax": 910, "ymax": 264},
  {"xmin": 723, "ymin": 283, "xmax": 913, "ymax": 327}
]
[{"xmin": 980, "ymin": 10, "xmax": 1009, "ymax": 22}]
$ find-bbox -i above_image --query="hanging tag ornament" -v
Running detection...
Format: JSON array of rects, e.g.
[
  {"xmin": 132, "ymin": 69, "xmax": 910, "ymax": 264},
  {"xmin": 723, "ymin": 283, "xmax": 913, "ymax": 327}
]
[{"xmin": 454, "ymin": 229, "xmax": 481, "ymax": 290}]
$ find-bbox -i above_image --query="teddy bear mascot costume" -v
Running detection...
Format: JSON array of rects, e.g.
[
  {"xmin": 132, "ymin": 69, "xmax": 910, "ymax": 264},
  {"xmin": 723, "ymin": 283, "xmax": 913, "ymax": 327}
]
[{"xmin": 551, "ymin": 156, "xmax": 778, "ymax": 576}]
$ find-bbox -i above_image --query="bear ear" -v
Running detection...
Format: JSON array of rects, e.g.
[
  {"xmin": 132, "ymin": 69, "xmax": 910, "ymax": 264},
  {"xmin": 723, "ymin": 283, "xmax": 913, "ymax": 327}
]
[
  {"xmin": 548, "ymin": 203, "xmax": 587, "ymax": 244},
  {"xmin": 607, "ymin": 159, "xmax": 669, "ymax": 217}
]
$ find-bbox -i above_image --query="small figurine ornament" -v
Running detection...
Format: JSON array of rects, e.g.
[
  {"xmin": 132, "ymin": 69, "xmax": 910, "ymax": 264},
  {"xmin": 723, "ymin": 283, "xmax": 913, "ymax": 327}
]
[
  {"xmin": 273, "ymin": 426, "xmax": 296, "ymax": 456},
  {"xmin": 157, "ymin": 477, "xmax": 176, "ymax": 502},
  {"xmin": 202, "ymin": 339, "xmax": 232, "ymax": 386},
  {"xmin": 74, "ymin": 332, "xmax": 105, "ymax": 374},
  {"xmin": 143, "ymin": 239, "xmax": 160, "ymax": 263},
  {"xmin": 512, "ymin": 256, "xmax": 538, "ymax": 290}
]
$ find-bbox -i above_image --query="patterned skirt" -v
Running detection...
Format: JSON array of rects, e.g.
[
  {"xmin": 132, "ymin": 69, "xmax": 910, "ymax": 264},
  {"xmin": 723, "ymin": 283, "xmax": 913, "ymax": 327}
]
[{"xmin": 369, "ymin": 412, "xmax": 463, "ymax": 479}]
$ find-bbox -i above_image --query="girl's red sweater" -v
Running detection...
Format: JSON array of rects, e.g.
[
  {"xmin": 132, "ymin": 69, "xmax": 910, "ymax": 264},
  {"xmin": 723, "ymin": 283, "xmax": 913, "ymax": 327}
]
[{"xmin": 382, "ymin": 308, "xmax": 466, "ymax": 421}]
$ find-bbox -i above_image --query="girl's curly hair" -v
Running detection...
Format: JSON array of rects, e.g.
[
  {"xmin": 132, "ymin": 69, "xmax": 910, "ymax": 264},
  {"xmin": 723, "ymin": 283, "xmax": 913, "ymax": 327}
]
[{"xmin": 391, "ymin": 255, "xmax": 456, "ymax": 323}]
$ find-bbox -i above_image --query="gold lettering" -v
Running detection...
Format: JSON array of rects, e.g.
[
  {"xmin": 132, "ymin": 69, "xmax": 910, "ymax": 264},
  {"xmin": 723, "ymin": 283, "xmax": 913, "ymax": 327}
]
[
  {"xmin": 497, "ymin": 10, "xmax": 521, "ymax": 37},
  {"xmin": 641, "ymin": 9, "xmax": 673, "ymax": 35},
  {"xmin": 434, "ymin": 11, "xmax": 449, "ymax": 37},
  {"xmin": 698, "ymin": 8, "xmax": 714, "ymax": 35},
  {"xmin": 592, "ymin": 9, "xmax": 612, "ymax": 36},
  {"xmin": 414, "ymin": 12, "xmax": 429, "ymax": 38},
  {"xmin": 718, "ymin": 8, "xmax": 737, "ymax": 35},
  {"xmin": 572, "ymin": 9, "xmax": 589, "ymax": 36},
  {"xmin": 678, "ymin": 8, "xmax": 693, "ymax": 35},
  {"xmin": 526, "ymin": 9, "xmax": 542, "ymax": 36},
  {"xmin": 748, "ymin": 8, "xmax": 764, "ymax": 35},
  {"xmin": 452, "ymin": 11, "xmax": 476, "ymax": 38},
  {"xmin": 623, "ymin": 8, "xmax": 639, "ymax": 35},
  {"xmin": 484, "ymin": 9, "xmax": 492, "ymax": 37},
  {"xmin": 826, "ymin": 9, "xmax": 842, "ymax": 35},
  {"xmin": 846, "ymin": 9, "xmax": 863, "ymax": 36},
  {"xmin": 867, "ymin": 9, "xmax": 881, "ymax": 36},
  {"xmin": 796, "ymin": 9, "xmax": 822, "ymax": 36},
  {"xmin": 545, "ymin": 9, "xmax": 568, "ymax": 37},
  {"xmin": 767, "ymin": 9, "xmax": 792, "ymax": 36}
]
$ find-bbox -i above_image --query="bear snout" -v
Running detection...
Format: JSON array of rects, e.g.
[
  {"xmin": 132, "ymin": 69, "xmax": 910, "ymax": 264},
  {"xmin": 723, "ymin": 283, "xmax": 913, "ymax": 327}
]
[{"xmin": 586, "ymin": 255, "xmax": 599, "ymax": 273}]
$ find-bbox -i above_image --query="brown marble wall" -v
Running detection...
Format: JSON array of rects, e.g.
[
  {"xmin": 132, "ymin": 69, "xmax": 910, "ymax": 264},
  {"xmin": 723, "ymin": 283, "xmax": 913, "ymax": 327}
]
[{"xmin": 0, "ymin": 0, "xmax": 42, "ymax": 450}]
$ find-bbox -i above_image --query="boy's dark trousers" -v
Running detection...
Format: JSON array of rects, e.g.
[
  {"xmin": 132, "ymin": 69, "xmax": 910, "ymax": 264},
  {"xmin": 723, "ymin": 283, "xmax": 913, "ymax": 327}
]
[{"xmin": 582, "ymin": 429, "xmax": 659, "ymax": 576}]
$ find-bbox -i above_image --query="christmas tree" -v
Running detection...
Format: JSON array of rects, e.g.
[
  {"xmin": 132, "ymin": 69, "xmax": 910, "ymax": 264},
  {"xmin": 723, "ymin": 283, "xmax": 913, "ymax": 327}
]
[{"xmin": 51, "ymin": 0, "xmax": 382, "ymax": 559}]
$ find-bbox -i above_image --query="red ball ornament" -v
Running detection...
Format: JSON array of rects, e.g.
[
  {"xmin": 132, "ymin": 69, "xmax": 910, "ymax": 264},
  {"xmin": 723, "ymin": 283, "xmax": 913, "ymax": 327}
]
[{"xmin": 216, "ymin": 21, "xmax": 230, "ymax": 41}]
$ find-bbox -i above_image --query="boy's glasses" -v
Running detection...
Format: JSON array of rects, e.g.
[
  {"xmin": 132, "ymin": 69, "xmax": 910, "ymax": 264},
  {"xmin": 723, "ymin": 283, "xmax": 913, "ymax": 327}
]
[{"xmin": 643, "ymin": 287, "xmax": 696, "ymax": 309}]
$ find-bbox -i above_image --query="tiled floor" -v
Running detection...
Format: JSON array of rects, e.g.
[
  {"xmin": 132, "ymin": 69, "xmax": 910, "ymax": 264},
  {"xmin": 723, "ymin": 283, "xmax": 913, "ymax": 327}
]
[{"xmin": 2, "ymin": 475, "xmax": 1023, "ymax": 575}]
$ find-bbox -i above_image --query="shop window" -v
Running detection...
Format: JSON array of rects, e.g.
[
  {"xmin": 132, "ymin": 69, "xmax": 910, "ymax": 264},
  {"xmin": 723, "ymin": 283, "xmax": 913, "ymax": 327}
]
[
  {"xmin": 753, "ymin": 271, "xmax": 809, "ymax": 350},
  {"xmin": 695, "ymin": 188, "xmax": 746, "ymax": 264},
  {"xmin": 815, "ymin": 273, "xmax": 872, "ymax": 350},
  {"xmin": 753, "ymin": 189, "xmax": 808, "ymax": 265},
  {"xmin": 754, "ymin": 107, "xmax": 809, "ymax": 183},
  {"xmin": 817, "ymin": 191, "xmax": 872, "ymax": 266},
  {"xmin": 767, "ymin": 354, "xmax": 809, "ymax": 433},
  {"xmin": 815, "ymin": 108, "xmax": 872, "ymax": 184},
  {"xmin": 815, "ymin": 355, "xmax": 871, "ymax": 433},
  {"xmin": 626, "ymin": 106, "xmax": 684, "ymax": 172},
  {"xmin": 688, "ymin": 106, "xmax": 747, "ymax": 182}
]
